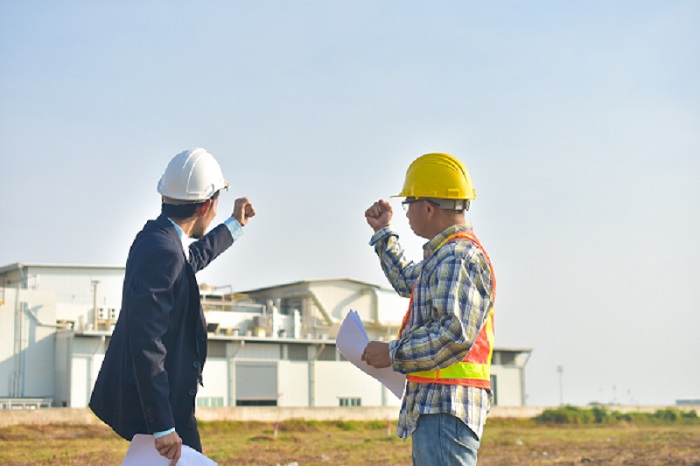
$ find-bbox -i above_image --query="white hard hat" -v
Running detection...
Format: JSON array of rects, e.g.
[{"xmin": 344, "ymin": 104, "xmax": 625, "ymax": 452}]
[{"xmin": 157, "ymin": 148, "xmax": 229, "ymax": 202}]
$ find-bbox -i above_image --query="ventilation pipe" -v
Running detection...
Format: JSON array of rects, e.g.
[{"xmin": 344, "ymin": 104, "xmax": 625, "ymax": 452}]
[
  {"xmin": 25, "ymin": 305, "xmax": 63, "ymax": 328},
  {"xmin": 281, "ymin": 291, "xmax": 334, "ymax": 326}
]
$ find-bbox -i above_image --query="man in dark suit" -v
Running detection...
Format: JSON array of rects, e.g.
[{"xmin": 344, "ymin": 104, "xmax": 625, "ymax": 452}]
[{"xmin": 90, "ymin": 148, "xmax": 255, "ymax": 465}]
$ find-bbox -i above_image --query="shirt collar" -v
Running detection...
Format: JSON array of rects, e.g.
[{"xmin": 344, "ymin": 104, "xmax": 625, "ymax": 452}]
[
  {"xmin": 423, "ymin": 222, "xmax": 473, "ymax": 259},
  {"xmin": 166, "ymin": 217, "xmax": 190, "ymax": 260}
]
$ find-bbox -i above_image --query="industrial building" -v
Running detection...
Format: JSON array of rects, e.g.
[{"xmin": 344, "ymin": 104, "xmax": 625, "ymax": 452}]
[{"xmin": 0, "ymin": 263, "xmax": 531, "ymax": 410}]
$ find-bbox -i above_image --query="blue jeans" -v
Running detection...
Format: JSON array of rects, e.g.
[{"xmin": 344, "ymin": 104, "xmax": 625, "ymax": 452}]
[{"xmin": 411, "ymin": 414, "xmax": 480, "ymax": 466}]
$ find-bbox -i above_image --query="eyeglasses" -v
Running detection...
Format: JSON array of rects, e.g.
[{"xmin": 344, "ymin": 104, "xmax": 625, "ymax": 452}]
[
  {"xmin": 401, "ymin": 198, "xmax": 420, "ymax": 211},
  {"xmin": 401, "ymin": 198, "xmax": 439, "ymax": 211},
  {"xmin": 402, "ymin": 198, "xmax": 469, "ymax": 212}
]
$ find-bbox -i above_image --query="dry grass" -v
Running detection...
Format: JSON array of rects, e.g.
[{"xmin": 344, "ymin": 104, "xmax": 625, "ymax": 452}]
[{"xmin": 0, "ymin": 419, "xmax": 699, "ymax": 465}]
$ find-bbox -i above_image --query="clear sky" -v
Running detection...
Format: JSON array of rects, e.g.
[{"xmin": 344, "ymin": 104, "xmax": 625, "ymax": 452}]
[{"xmin": 1, "ymin": 1, "xmax": 698, "ymax": 407}]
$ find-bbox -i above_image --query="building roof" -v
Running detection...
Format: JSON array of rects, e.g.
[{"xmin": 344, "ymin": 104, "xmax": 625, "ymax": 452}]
[
  {"xmin": 0, "ymin": 262, "xmax": 125, "ymax": 275},
  {"xmin": 497, "ymin": 347, "xmax": 534, "ymax": 353},
  {"xmin": 1, "ymin": 263, "xmax": 531, "ymax": 350},
  {"xmin": 236, "ymin": 277, "xmax": 391, "ymax": 294}
]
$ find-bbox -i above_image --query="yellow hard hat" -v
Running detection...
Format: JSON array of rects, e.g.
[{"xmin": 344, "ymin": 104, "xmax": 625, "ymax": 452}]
[{"xmin": 393, "ymin": 152, "xmax": 476, "ymax": 200}]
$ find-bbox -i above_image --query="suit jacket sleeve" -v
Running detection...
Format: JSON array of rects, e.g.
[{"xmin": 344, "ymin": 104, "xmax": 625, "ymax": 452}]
[
  {"xmin": 187, "ymin": 223, "xmax": 234, "ymax": 273},
  {"xmin": 126, "ymin": 247, "xmax": 182, "ymax": 433}
]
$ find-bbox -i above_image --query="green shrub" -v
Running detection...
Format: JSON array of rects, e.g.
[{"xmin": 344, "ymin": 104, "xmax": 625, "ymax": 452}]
[
  {"xmin": 658, "ymin": 408, "xmax": 679, "ymax": 422},
  {"xmin": 591, "ymin": 406, "xmax": 610, "ymax": 424},
  {"xmin": 534, "ymin": 407, "xmax": 700, "ymax": 425},
  {"xmin": 616, "ymin": 411, "xmax": 649, "ymax": 425},
  {"xmin": 535, "ymin": 406, "xmax": 594, "ymax": 425}
]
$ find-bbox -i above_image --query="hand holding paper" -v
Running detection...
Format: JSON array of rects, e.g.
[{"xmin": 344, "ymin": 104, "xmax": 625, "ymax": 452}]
[
  {"xmin": 123, "ymin": 434, "xmax": 217, "ymax": 466},
  {"xmin": 336, "ymin": 310, "xmax": 406, "ymax": 399},
  {"xmin": 361, "ymin": 341, "xmax": 392, "ymax": 368}
]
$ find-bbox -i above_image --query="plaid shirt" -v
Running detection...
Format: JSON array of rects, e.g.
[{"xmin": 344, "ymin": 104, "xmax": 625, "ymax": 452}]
[{"xmin": 370, "ymin": 223, "xmax": 495, "ymax": 440}]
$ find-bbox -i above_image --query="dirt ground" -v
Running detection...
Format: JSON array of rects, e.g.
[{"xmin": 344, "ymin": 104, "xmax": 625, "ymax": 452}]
[
  {"xmin": 479, "ymin": 423, "xmax": 700, "ymax": 466},
  {"xmin": 0, "ymin": 421, "xmax": 698, "ymax": 465}
]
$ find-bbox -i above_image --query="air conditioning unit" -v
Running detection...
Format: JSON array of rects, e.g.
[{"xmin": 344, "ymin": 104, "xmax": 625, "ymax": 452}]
[
  {"xmin": 109, "ymin": 308, "xmax": 119, "ymax": 320},
  {"xmin": 98, "ymin": 307, "xmax": 108, "ymax": 320}
]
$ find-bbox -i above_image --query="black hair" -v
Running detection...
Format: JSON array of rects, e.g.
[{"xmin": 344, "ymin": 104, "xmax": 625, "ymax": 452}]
[{"xmin": 161, "ymin": 190, "xmax": 220, "ymax": 220}]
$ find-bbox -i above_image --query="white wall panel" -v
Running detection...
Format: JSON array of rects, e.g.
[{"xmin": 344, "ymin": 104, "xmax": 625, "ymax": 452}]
[
  {"xmin": 314, "ymin": 361, "xmax": 384, "ymax": 407},
  {"xmin": 198, "ymin": 358, "xmax": 229, "ymax": 404},
  {"xmin": 490, "ymin": 366, "xmax": 523, "ymax": 407},
  {"xmin": 278, "ymin": 361, "xmax": 309, "ymax": 407},
  {"xmin": 0, "ymin": 289, "xmax": 17, "ymax": 397},
  {"xmin": 70, "ymin": 356, "xmax": 89, "ymax": 408},
  {"xmin": 237, "ymin": 343, "xmax": 280, "ymax": 360}
]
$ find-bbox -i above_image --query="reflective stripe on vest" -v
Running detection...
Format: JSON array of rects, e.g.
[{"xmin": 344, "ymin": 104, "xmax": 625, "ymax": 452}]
[{"xmin": 399, "ymin": 231, "xmax": 496, "ymax": 389}]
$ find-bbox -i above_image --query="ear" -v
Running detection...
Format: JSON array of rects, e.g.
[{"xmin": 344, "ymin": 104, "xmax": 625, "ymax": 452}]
[{"xmin": 199, "ymin": 199, "xmax": 213, "ymax": 216}]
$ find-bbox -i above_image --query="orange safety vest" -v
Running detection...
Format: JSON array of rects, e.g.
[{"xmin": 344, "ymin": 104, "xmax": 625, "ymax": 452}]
[{"xmin": 398, "ymin": 231, "xmax": 496, "ymax": 389}]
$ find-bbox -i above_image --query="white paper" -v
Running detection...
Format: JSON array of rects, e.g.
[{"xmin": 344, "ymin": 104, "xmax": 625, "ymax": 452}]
[
  {"xmin": 123, "ymin": 434, "xmax": 217, "ymax": 466},
  {"xmin": 336, "ymin": 310, "xmax": 406, "ymax": 399}
]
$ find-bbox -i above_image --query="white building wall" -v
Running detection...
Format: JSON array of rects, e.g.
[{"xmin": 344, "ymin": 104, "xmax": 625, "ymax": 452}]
[
  {"xmin": 70, "ymin": 337, "xmax": 106, "ymax": 408},
  {"xmin": 310, "ymin": 282, "xmax": 374, "ymax": 323},
  {"xmin": 0, "ymin": 288, "xmax": 17, "ymax": 396},
  {"xmin": 314, "ymin": 361, "xmax": 388, "ymax": 408},
  {"xmin": 278, "ymin": 361, "xmax": 309, "ymax": 407},
  {"xmin": 0, "ymin": 288, "xmax": 57, "ymax": 399},
  {"xmin": 198, "ymin": 358, "xmax": 229, "ymax": 405},
  {"xmin": 238, "ymin": 343, "xmax": 280, "ymax": 360},
  {"xmin": 491, "ymin": 366, "xmax": 523, "ymax": 407},
  {"xmin": 23, "ymin": 329, "xmax": 56, "ymax": 399},
  {"xmin": 70, "ymin": 356, "xmax": 90, "ymax": 408},
  {"xmin": 27, "ymin": 267, "xmax": 124, "ymax": 326},
  {"xmin": 375, "ymin": 290, "xmax": 408, "ymax": 325},
  {"xmin": 302, "ymin": 282, "xmax": 408, "ymax": 328}
]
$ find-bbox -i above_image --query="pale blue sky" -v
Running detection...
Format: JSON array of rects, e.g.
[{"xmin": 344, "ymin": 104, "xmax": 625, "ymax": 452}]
[{"xmin": 1, "ymin": 1, "xmax": 698, "ymax": 407}]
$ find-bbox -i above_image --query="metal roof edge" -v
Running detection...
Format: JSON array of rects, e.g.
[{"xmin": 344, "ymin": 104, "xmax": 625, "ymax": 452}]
[
  {"xmin": 72, "ymin": 331, "xmax": 532, "ymax": 353},
  {"xmin": 235, "ymin": 277, "xmax": 389, "ymax": 294},
  {"xmin": 0, "ymin": 262, "xmax": 125, "ymax": 275}
]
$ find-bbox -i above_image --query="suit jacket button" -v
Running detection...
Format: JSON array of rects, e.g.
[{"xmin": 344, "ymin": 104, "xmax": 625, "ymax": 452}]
[
  {"xmin": 193, "ymin": 361, "xmax": 200, "ymax": 368},
  {"xmin": 189, "ymin": 388, "xmax": 196, "ymax": 396}
]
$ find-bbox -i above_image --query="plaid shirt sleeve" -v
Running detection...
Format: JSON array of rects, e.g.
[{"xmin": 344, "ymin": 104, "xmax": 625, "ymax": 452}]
[
  {"xmin": 369, "ymin": 226, "xmax": 422, "ymax": 298},
  {"xmin": 388, "ymin": 243, "xmax": 493, "ymax": 374}
]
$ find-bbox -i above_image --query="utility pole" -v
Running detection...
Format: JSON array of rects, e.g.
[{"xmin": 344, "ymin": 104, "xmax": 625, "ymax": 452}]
[
  {"xmin": 557, "ymin": 365, "xmax": 564, "ymax": 406},
  {"xmin": 91, "ymin": 280, "xmax": 100, "ymax": 330}
]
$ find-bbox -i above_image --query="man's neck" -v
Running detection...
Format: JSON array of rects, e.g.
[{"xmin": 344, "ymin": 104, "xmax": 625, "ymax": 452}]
[
  {"xmin": 170, "ymin": 217, "xmax": 197, "ymax": 238},
  {"xmin": 424, "ymin": 212, "xmax": 466, "ymax": 239}
]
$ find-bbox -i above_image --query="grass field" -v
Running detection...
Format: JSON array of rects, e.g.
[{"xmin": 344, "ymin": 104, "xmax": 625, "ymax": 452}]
[{"xmin": 1, "ymin": 418, "xmax": 699, "ymax": 465}]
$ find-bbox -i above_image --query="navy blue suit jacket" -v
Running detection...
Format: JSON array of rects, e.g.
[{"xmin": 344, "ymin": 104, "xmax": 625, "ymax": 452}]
[{"xmin": 89, "ymin": 214, "xmax": 233, "ymax": 440}]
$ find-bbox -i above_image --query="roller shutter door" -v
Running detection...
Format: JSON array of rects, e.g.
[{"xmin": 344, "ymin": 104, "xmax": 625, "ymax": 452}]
[{"xmin": 236, "ymin": 361, "xmax": 278, "ymax": 401}]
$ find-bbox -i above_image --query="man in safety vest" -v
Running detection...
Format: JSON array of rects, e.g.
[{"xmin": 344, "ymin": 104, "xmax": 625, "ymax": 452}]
[{"xmin": 362, "ymin": 152, "xmax": 496, "ymax": 466}]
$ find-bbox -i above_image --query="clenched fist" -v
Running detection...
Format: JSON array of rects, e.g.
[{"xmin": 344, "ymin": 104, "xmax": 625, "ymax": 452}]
[
  {"xmin": 365, "ymin": 200, "xmax": 393, "ymax": 232},
  {"xmin": 232, "ymin": 197, "xmax": 256, "ymax": 227}
]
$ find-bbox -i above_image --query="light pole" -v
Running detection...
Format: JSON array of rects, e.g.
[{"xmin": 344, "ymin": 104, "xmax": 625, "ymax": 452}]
[{"xmin": 557, "ymin": 365, "xmax": 564, "ymax": 406}]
